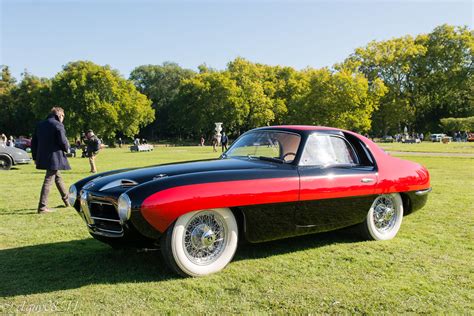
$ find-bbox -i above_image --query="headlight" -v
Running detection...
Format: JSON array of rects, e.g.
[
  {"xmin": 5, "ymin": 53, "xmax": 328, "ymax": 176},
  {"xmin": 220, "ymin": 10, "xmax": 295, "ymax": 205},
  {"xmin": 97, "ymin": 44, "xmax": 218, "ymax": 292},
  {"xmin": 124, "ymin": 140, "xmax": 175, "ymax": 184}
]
[
  {"xmin": 68, "ymin": 185, "xmax": 77, "ymax": 206},
  {"xmin": 117, "ymin": 193, "xmax": 131, "ymax": 222}
]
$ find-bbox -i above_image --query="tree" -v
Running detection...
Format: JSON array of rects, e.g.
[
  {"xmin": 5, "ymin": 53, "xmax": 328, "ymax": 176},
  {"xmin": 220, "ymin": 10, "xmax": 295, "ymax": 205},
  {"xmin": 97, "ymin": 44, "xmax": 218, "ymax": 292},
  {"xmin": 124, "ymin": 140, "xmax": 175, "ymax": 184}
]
[
  {"xmin": 0, "ymin": 69, "xmax": 50, "ymax": 137},
  {"xmin": 413, "ymin": 25, "xmax": 474, "ymax": 131},
  {"xmin": 173, "ymin": 72, "xmax": 245, "ymax": 138},
  {"xmin": 9, "ymin": 72, "xmax": 51, "ymax": 136},
  {"xmin": 50, "ymin": 61, "xmax": 154, "ymax": 140},
  {"xmin": 342, "ymin": 36, "xmax": 426, "ymax": 135},
  {"xmin": 344, "ymin": 24, "xmax": 474, "ymax": 134},
  {"xmin": 287, "ymin": 68, "xmax": 386, "ymax": 133},
  {"xmin": 440, "ymin": 117, "xmax": 474, "ymax": 133},
  {"xmin": 226, "ymin": 58, "xmax": 276, "ymax": 130},
  {"xmin": 129, "ymin": 62, "xmax": 195, "ymax": 138},
  {"xmin": 0, "ymin": 66, "xmax": 16, "ymax": 134}
]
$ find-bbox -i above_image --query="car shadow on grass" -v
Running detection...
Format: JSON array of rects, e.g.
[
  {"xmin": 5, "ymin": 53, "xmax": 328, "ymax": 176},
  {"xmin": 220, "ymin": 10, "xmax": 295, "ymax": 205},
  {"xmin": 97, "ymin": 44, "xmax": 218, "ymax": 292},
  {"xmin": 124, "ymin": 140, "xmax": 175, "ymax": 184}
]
[{"xmin": 0, "ymin": 228, "xmax": 362, "ymax": 297}]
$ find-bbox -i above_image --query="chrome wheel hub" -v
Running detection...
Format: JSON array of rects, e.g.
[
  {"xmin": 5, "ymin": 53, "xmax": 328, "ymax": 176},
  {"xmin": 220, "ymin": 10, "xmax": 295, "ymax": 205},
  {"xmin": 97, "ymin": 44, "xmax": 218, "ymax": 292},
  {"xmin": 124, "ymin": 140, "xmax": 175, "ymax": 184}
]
[
  {"xmin": 184, "ymin": 212, "xmax": 227, "ymax": 265},
  {"xmin": 372, "ymin": 196, "xmax": 396, "ymax": 232}
]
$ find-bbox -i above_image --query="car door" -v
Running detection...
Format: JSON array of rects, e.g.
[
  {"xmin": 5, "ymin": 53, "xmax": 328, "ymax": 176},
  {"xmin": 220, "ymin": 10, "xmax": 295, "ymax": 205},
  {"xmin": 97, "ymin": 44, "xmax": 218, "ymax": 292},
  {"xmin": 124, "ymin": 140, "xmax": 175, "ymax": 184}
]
[{"xmin": 296, "ymin": 133, "xmax": 378, "ymax": 231}]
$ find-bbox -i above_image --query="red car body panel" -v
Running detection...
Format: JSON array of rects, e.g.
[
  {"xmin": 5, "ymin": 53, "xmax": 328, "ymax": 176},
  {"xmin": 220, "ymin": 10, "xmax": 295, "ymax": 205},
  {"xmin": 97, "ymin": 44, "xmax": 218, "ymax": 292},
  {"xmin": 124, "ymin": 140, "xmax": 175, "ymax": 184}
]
[{"xmin": 141, "ymin": 177, "xmax": 300, "ymax": 232}]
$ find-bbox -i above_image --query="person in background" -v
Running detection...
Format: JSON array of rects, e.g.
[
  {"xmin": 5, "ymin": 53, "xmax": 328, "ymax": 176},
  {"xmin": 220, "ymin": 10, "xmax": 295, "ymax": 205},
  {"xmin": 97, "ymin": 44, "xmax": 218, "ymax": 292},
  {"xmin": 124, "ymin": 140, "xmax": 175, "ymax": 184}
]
[
  {"xmin": 85, "ymin": 129, "xmax": 101, "ymax": 173},
  {"xmin": 200, "ymin": 135, "xmax": 205, "ymax": 146},
  {"xmin": 118, "ymin": 137, "xmax": 123, "ymax": 148},
  {"xmin": 31, "ymin": 107, "xmax": 70, "ymax": 214},
  {"xmin": 0, "ymin": 133, "xmax": 6, "ymax": 144},
  {"xmin": 221, "ymin": 132, "xmax": 229, "ymax": 152},
  {"xmin": 7, "ymin": 136, "xmax": 15, "ymax": 147},
  {"xmin": 212, "ymin": 134, "xmax": 218, "ymax": 152}
]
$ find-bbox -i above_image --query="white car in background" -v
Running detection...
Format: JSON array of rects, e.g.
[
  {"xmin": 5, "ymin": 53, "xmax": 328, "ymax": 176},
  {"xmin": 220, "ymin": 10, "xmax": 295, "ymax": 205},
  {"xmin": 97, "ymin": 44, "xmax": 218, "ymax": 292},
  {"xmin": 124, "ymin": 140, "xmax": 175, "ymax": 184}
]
[{"xmin": 430, "ymin": 133, "xmax": 445, "ymax": 142}]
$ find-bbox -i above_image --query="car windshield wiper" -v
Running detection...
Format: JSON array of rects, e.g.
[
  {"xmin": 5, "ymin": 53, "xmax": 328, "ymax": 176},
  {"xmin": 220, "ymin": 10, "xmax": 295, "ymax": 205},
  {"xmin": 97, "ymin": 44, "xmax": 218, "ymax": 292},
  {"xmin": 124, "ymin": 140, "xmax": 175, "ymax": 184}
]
[{"xmin": 247, "ymin": 155, "xmax": 285, "ymax": 164}]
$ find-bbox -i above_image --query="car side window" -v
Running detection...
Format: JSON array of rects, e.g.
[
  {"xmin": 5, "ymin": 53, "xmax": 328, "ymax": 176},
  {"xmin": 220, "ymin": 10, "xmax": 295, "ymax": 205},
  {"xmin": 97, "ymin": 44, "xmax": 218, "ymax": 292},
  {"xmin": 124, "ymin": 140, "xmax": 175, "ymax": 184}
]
[{"xmin": 300, "ymin": 134, "xmax": 358, "ymax": 166}]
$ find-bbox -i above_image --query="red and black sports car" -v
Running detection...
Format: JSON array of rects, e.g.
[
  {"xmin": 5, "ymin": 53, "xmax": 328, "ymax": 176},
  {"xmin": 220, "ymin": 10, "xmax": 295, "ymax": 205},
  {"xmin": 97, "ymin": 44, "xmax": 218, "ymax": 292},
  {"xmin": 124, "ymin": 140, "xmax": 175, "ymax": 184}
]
[{"xmin": 69, "ymin": 126, "xmax": 431, "ymax": 277}]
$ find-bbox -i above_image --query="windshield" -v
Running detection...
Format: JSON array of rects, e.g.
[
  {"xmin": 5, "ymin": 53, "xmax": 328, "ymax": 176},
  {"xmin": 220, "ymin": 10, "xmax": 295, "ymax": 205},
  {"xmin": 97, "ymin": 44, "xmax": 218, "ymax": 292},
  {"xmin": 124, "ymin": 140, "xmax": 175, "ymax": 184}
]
[{"xmin": 225, "ymin": 131, "xmax": 301, "ymax": 163}]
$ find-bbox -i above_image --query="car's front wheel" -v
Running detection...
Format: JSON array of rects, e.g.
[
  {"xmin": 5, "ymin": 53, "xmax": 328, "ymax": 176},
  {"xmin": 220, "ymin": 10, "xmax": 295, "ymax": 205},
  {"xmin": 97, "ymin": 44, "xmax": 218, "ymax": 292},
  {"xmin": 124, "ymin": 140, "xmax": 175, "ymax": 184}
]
[
  {"xmin": 360, "ymin": 193, "xmax": 403, "ymax": 240},
  {"xmin": 0, "ymin": 155, "xmax": 12, "ymax": 170},
  {"xmin": 160, "ymin": 208, "xmax": 238, "ymax": 277}
]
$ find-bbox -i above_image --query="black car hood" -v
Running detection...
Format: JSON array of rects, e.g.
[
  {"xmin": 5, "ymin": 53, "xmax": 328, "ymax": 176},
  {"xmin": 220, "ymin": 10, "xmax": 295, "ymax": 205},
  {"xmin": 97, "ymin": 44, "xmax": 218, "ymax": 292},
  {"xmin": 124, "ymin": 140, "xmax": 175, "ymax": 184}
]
[{"xmin": 88, "ymin": 158, "xmax": 279, "ymax": 192}]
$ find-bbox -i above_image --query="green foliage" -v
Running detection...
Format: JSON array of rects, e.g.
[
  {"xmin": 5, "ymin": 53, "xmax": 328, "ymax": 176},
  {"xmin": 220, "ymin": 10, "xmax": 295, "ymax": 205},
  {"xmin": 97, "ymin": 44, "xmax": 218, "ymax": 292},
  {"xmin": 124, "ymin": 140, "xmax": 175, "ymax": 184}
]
[
  {"xmin": 129, "ymin": 62, "xmax": 195, "ymax": 138},
  {"xmin": 345, "ymin": 25, "xmax": 474, "ymax": 135},
  {"xmin": 0, "ymin": 69, "xmax": 49, "ymax": 137},
  {"xmin": 440, "ymin": 116, "xmax": 474, "ymax": 132},
  {"xmin": 287, "ymin": 68, "xmax": 386, "ymax": 132},
  {"xmin": 343, "ymin": 36, "xmax": 426, "ymax": 134},
  {"xmin": 174, "ymin": 71, "xmax": 245, "ymax": 137},
  {"xmin": 50, "ymin": 61, "xmax": 154, "ymax": 139},
  {"xmin": 413, "ymin": 25, "xmax": 474, "ymax": 131},
  {"xmin": 1, "ymin": 24, "xmax": 472, "ymax": 139}
]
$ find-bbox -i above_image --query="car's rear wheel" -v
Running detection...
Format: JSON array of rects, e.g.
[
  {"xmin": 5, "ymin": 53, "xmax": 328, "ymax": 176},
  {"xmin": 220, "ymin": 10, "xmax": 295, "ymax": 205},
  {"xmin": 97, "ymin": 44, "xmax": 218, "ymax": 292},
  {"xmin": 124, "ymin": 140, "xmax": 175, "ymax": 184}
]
[
  {"xmin": 0, "ymin": 155, "xmax": 12, "ymax": 170},
  {"xmin": 360, "ymin": 193, "xmax": 403, "ymax": 240},
  {"xmin": 161, "ymin": 208, "xmax": 238, "ymax": 277}
]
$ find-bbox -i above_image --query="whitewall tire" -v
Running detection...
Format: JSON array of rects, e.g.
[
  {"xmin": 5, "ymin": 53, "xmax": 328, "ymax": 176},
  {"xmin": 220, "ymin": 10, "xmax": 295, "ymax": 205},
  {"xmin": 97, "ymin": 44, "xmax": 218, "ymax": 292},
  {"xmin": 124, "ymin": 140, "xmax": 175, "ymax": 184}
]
[
  {"xmin": 360, "ymin": 193, "xmax": 404, "ymax": 241},
  {"xmin": 161, "ymin": 208, "xmax": 238, "ymax": 277}
]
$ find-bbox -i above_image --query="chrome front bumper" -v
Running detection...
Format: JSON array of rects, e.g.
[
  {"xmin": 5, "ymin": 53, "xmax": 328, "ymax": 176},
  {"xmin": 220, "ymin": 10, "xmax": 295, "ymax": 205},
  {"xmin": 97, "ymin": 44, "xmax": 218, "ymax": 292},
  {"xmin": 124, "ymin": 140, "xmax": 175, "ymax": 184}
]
[
  {"xmin": 14, "ymin": 158, "xmax": 32, "ymax": 164},
  {"xmin": 415, "ymin": 187, "xmax": 432, "ymax": 196}
]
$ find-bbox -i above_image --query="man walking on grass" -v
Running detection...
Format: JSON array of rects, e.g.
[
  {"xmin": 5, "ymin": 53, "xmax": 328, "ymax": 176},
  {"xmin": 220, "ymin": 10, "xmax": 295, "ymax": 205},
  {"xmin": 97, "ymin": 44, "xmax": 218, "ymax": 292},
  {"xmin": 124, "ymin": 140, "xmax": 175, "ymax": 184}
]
[
  {"xmin": 32, "ymin": 107, "xmax": 71, "ymax": 214},
  {"xmin": 85, "ymin": 129, "xmax": 100, "ymax": 173}
]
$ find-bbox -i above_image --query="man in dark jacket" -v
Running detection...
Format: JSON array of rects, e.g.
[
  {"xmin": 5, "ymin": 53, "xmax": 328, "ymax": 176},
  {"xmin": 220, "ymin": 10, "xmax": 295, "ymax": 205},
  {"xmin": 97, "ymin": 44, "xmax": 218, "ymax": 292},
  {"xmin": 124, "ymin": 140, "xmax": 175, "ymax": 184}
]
[{"xmin": 32, "ymin": 107, "xmax": 71, "ymax": 214}]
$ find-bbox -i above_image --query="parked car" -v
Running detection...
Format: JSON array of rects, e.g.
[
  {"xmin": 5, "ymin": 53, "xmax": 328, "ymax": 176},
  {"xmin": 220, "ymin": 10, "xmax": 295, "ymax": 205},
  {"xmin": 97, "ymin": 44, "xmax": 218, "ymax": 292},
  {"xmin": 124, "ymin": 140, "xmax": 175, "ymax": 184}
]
[
  {"xmin": 467, "ymin": 132, "xmax": 474, "ymax": 142},
  {"xmin": 0, "ymin": 143, "xmax": 32, "ymax": 170},
  {"xmin": 430, "ymin": 133, "xmax": 445, "ymax": 142},
  {"xmin": 69, "ymin": 125, "xmax": 431, "ymax": 277},
  {"xmin": 130, "ymin": 144, "xmax": 154, "ymax": 152},
  {"xmin": 14, "ymin": 137, "xmax": 32, "ymax": 151},
  {"xmin": 380, "ymin": 135, "xmax": 394, "ymax": 143}
]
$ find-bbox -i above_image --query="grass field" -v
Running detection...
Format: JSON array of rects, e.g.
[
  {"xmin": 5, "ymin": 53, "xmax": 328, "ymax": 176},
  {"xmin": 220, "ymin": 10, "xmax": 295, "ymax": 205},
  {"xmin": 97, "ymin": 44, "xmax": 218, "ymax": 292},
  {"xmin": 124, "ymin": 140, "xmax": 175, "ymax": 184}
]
[
  {"xmin": 378, "ymin": 141, "xmax": 474, "ymax": 154},
  {"xmin": 1, "ymin": 144, "xmax": 473, "ymax": 314}
]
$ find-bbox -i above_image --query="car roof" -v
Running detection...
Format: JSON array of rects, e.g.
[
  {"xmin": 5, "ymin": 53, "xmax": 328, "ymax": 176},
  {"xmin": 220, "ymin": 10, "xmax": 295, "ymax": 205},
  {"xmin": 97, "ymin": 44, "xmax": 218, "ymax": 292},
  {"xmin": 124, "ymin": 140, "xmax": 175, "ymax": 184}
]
[{"xmin": 256, "ymin": 125, "xmax": 340, "ymax": 132}]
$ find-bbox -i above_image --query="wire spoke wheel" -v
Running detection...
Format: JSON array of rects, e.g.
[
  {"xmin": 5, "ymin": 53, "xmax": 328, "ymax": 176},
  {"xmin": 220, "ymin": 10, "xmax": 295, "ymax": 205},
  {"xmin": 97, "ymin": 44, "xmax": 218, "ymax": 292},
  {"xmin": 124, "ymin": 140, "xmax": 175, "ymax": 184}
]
[
  {"xmin": 183, "ymin": 212, "xmax": 227, "ymax": 265},
  {"xmin": 360, "ymin": 193, "xmax": 403, "ymax": 241},
  {"xmin": 372, "ymin": 195, "xmax": 397, "ymax": 232},
  {"xmin": 161, "ymin": 208, "xmax": 238, "ymax": 277}
]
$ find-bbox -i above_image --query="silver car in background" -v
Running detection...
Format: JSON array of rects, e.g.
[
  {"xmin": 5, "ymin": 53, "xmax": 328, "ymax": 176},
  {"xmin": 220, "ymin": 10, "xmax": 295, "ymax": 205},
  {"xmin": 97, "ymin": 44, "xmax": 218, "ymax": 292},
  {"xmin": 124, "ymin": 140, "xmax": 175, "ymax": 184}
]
[{"xmin": 0, "ymin": 143, "xmax": 32, "ymax": 170}]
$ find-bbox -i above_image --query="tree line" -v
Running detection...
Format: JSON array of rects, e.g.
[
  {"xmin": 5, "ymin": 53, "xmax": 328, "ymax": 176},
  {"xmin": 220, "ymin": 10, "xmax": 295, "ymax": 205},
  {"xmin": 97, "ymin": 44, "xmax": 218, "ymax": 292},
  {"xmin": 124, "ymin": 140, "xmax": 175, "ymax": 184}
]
[{"xmin": 0, "ymin": 24, "xmax": 472, "ymax": 142}]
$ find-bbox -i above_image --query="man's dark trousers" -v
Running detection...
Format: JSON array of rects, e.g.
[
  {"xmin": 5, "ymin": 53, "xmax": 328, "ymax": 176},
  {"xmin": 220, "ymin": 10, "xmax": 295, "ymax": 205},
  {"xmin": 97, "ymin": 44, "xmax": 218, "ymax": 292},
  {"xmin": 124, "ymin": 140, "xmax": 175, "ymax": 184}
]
[{"xmin": 39, "ymin": 170, "xmax": 68, "ymax": 211}]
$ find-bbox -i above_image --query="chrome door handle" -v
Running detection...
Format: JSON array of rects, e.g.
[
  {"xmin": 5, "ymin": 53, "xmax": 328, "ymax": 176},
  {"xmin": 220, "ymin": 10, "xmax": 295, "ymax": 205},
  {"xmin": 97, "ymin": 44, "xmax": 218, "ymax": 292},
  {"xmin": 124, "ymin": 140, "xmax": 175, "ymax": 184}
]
[{"xmin": 361, "ymin": 178, "xmax": 375, "ymax": 183}]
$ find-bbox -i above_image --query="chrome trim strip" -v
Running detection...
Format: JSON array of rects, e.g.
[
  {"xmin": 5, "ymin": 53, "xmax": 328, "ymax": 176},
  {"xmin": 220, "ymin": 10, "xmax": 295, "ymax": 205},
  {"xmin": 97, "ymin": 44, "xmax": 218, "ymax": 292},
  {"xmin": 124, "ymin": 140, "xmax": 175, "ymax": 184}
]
[
  {"xmin": 90, "ymin": 216, "xmax": 121, "ymax": 223},
  {"xmin": 415, "ymin": 187, "xmax": 432, "ymax": 196},
  {"xmin": 90, "ymin": 201, "xmax": 114, "ymax": 206},
  {"xmin": 87, "ymin": 225, "xmax": 123, "ymax": 238}
]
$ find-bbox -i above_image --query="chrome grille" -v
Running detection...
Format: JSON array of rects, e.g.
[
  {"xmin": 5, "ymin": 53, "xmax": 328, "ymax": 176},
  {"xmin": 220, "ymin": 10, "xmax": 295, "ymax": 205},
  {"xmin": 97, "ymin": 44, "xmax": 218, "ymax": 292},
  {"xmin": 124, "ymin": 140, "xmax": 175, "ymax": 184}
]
[{"xmin": 80, "ymin": 192, "xmax": 123, "ymax": 237}]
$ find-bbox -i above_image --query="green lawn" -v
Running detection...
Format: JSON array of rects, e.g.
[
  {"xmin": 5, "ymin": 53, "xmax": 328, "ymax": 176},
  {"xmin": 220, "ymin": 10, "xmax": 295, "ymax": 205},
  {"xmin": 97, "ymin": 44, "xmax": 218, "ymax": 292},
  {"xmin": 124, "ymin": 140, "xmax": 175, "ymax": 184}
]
[
  {"xmin": 1, "ymin": 146, "xmax": 473, "ymax": 314},
  {"xmin": 378, "ymin": 141, "xmax": 474, "ymax": 154}
]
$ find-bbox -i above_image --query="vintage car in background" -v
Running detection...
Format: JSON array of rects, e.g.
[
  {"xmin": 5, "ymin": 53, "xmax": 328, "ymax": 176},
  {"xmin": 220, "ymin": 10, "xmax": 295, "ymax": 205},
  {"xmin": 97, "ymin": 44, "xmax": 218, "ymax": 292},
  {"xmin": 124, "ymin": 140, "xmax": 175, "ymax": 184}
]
[
  {"xmin": 0, "ymin": 143, "xmax": 32, "ymax": 170},
  {"xmin": 467, "ymin": 132, "xmax": 474, "ymax": 142},
  {"xmin": 14, "ymin": 137, "xmax": 32, "ymax": 152},
  {"xmin": 430, "ymin": 133, "xmax": 446, "ymax": 142},
  {"xmin": 69, "ymin": 126, "xmax": 431, "ymax": 277},
  {"xmin": 380, "ymin": 135, "xmax": 395, "ymax": 143}
]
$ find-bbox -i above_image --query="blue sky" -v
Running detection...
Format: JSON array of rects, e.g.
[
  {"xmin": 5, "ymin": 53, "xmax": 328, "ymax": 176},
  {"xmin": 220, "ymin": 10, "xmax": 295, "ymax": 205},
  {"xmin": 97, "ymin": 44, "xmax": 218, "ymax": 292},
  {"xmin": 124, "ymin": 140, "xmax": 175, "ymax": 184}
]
[{"xmin": 1, "ymin": 0, "xmax": 472, "ymax": 80}]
